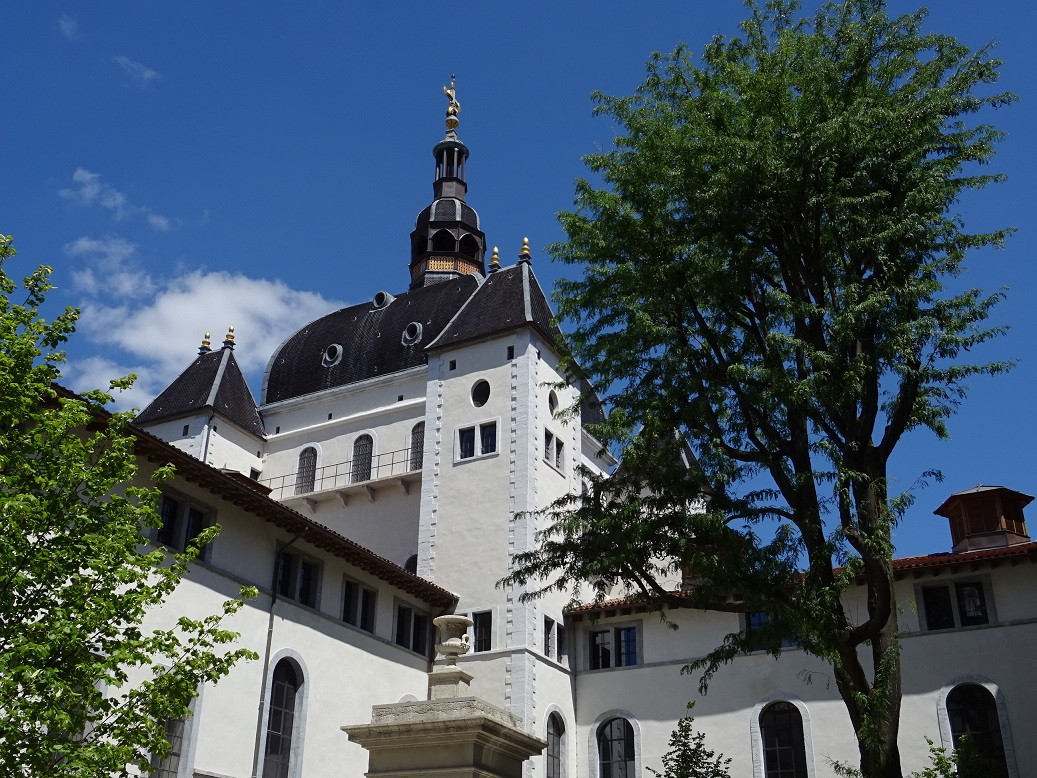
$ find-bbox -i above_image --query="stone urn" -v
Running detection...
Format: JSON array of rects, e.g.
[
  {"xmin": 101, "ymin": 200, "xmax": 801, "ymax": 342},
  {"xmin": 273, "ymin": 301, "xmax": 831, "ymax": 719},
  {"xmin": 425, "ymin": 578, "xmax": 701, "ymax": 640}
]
[{"xmin": 434, "ymin": 614, "xmax": 473, "ymax": 666}]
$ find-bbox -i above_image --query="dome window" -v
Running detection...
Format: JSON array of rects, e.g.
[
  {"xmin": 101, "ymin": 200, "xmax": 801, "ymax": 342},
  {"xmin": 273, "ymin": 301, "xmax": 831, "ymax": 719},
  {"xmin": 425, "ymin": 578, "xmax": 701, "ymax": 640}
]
[
  {"xmin": 471, "ymin": 379, "xmax": 490, "ymax": 408},
  {"xmin": 322, "ymin": 343, "xmax": 344, "ymax": 367},
  {"xmin": 402, "ymin": 322, "xmax": 423, "ymax": 346},
  {"xmin": 372, "ymin": 290, "xmax": 395, "ymax": 309}
]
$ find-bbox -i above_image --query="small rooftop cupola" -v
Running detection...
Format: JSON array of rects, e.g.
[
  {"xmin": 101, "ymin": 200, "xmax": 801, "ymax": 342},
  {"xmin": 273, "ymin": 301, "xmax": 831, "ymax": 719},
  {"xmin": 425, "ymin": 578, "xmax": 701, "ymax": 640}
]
[
  {"xmin": 409, "ymin": 77, "xmax": 486, "ymax": 290},
  {"xmin": 934, "ymin": 485, "xmax": 1033, "ymax": 553}
]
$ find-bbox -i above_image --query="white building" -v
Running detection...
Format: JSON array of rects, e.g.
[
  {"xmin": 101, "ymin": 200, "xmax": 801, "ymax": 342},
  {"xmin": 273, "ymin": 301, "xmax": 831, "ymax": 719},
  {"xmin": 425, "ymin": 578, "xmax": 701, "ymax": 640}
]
[{"xmin": 131, "ymin": 97, "xmax": 1037, "ymax": 778}]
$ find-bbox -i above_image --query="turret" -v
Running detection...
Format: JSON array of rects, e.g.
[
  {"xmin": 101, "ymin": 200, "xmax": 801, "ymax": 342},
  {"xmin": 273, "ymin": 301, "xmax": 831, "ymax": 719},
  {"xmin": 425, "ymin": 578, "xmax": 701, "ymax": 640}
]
[{"xmin": 934, "ymin": 485, "xmax": 1033, "ymax": 553}]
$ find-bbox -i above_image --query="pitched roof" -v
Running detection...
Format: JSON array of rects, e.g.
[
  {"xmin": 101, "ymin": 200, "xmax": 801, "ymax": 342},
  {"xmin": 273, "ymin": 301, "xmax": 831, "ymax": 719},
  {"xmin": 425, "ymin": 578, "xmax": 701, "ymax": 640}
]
[
  {"xmin": 136, "ymin": 346, "xmax": 264, "ymax": 437},
  {"xmin": 428, "ymin": 262, "xmax": 560, "ymax": 351},
  {"xmin": 262, "ymin": 275, "xmax": 480, "ymax": 405}
]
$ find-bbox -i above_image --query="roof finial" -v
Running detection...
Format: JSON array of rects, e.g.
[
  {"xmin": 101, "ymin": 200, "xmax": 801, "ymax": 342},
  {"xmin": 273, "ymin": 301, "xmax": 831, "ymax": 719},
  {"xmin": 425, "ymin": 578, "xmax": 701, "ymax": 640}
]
[
  {"xmin": 222, "ymin": 325, "xmax": 235, "ymax": 350},
  {"xmin": 518, "ymin": 236, "xmax": 532, "ymax": 263},
  {"xmin": 489, "ymin": 245, "xmax": 501, "ymax": 272},
  {"xmin": 443, "ymin": 76, "xmax": 460, "ymax": 135},
  {"xmin": 199, "ymin": 331, "xmax": 212, "ymax": 355}
]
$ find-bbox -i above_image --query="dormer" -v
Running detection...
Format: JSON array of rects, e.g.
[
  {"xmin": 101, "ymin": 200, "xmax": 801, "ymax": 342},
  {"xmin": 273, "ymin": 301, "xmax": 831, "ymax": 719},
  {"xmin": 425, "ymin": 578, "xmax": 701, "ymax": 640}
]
[{"xmin": 934, "ymin": 485, "xmax": 1033, "ymax": 553}]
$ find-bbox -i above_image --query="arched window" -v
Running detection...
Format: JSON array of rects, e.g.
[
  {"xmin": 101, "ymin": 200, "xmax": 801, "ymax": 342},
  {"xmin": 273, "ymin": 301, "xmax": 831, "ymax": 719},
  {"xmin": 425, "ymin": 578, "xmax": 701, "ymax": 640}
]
[
  {"xmin": 947, "ymin": 684, "xmax": 1008, "ymax": 777},
  {"xmin": 547, "ymin": 713, "xmax": 565, "ymax": 778},
  {"xmin": 431, "ymin": 229, "xmax": 455, "ymax": 253},
  {"xmin": 351, "ymin": 435, "xmax": 373, "ymax": 483},
  {"xmin": 295, "ymin": 447, "xmax": 317, "ymax": 495},
  {"xmin": 459, "ymin": 233, "xmax": 480, "ymax": 259},
  {"xmin": 598, "ymin": 717, "xmax": 634, "ymax": 778},
  {"xmin": 410, "ymin": 422, "xmax": 425, "ymax": 471},
  {"xmin": 264, "ymin": 660, "xmax": 301, "ymax": 778},
  {"xmin": 760, "ymin": 701, "xmax": 808, "ymax": 778}
]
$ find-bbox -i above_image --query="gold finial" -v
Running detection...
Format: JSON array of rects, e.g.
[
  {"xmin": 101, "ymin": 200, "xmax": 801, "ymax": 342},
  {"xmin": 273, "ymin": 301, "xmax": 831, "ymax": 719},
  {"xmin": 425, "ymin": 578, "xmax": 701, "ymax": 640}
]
[
  {"xmin": 489, "ymin": 245, "xmax": 501, "ymax": 272},
  {"xmin": 443, "ymin": 75, "xmax": 460, "ymax": 132},
  {"xmin": 518, "ymin": 236, "xmax": 531, "ymax": 262},
  {"xmin": 223, "ymin": 325, "xmax": 236, "ymax": 349},
  {"xmin": 199, "ymin": 331, "xmax": 212, "ymax": 354}
]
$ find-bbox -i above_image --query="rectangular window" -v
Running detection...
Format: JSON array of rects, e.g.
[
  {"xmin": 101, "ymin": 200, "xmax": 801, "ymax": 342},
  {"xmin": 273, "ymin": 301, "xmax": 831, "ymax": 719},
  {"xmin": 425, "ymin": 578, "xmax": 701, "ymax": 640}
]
[
  {"xmin": 590, "ymin": 625, "xmax": 640, "ymax": 670},
  {"xmin": 557, "ymin": 624, "xmax": 567, "ymax": 661},
  {"xmin": 394, "ymin": 603, "xmax": 430, "ymax": 654},
  {"xmin": 473, "ymin": 610, "xmax": 492, "ymax": 652},
  {"xmin": 920, "ymin": 580, "xmax": 992, "ymax": 631},
  {"xmin": 744, "ymin": 610, "xmax": 799, "ymax": 649},
  {"xmin": 544, "ymin": 430, "xmax": 564, "ymax": 471},
  {"xmin": 155, "ymin": 493, "xmax": 211, "ymax": 555},
  {"xmin": 457, "ymin": 422, "xmax": 498, "ymax": 461},
  {"xmin": 507, "ymin": 345, "xmax": 515, "ymax": 360},
  {"xmin": 276, "ymin": 549, "xmax": 320, "ymax": 609},
  {"xmin": 343, "ymin": 578, "xmax": 376, "ymax": 633},
  {"xmin": 544, "ymin": 617, "xmax": 555, "ymax": 658}
]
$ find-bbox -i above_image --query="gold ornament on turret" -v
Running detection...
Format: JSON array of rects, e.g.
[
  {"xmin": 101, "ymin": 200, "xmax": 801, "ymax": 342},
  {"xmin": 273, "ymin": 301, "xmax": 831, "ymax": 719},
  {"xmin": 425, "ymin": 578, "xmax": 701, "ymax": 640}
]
[{"xmin": 443, "ymin": 76, "xmax": 460, "ymax": 131}]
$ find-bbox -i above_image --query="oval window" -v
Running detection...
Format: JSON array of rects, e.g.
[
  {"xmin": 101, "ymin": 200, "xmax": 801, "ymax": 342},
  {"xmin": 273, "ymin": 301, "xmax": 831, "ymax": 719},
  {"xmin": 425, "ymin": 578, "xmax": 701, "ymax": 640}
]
[
  {"xmin": 471, "ymin": 379, "xmax": 490, "ymax": 407},
  {"xmin": 322, "ymin": 343, "xmax": 343, "ymax": 367},
  {"xmin": 548, "ymin": 390, "xmax": 559, "ymax": 415},
  {"xmin": 402, "ymin": 321, "xmax": 423, "ymax": 345}
]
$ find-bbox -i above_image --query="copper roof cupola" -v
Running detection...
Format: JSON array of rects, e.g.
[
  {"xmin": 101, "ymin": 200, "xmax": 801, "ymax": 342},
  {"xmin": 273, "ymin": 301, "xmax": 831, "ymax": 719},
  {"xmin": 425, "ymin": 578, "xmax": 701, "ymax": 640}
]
[
  {"xmin": 934, "ymin": 485, "xmax": 1033, "ymax": 553},
  {"xmin": 409, "ymin": 78, "xmax": 487, "ymax": 289}
]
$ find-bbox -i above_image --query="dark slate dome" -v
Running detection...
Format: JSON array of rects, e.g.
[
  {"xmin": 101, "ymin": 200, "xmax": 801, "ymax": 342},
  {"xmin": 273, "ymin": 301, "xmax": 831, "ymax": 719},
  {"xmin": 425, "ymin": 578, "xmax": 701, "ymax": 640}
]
[
  {"xmin": 262, "ymin": 275, "xmax": 480, "ymax": 405},
  {"xmin": 414, "ymin": 198, "xmax": 481, "ymax": 231}
]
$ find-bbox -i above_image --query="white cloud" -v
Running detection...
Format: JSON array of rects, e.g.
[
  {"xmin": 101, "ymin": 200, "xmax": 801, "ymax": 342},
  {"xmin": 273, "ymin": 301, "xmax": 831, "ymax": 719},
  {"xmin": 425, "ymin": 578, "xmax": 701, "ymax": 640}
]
[
  {"xmin": 68, "ymin": 253, "xmax": 343, "ymax": 409},
  {"xmin": 59, "ymin": 356, "xmax": 161, "ymax": 413},
  {"xmin": 64, "ymin": 235, "xmax": 154, "ymax": 298},
  {"xmin": 113, "ymin": 55, "xmax": 159, "ymax": 86},
  {"xmin": 58, "ymin": 15, "xmax": 79, "ymax": 40},
  {"xmin": 59, "ymin": 168, "xmax": 173, "ymax": 230}
]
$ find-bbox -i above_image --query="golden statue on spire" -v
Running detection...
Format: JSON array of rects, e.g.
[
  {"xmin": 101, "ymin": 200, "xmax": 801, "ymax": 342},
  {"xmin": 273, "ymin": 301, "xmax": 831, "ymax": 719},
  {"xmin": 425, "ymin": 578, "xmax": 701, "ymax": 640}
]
[{"xmin": 443, "ymin": 75, "xmax": 460, "ymax": 131}]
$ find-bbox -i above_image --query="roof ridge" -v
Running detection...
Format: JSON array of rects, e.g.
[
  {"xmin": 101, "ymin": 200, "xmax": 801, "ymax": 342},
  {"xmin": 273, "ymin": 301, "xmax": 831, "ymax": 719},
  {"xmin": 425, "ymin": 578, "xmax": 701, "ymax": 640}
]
[{"xmin": 206, "ymin": 347, "xmax": 232, "ymax": 408}]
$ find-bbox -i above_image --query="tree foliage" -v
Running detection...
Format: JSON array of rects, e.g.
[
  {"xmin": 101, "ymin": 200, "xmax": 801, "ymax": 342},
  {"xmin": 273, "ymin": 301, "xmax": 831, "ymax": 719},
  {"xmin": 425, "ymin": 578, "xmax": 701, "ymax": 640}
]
[
  {"xmin": 0, "ymin": 235, "xmax": 257, "ymax": 776},
  {"xmin": 506, "ymin": 2, "xmax": 1012, "ymax": 776},
  {"xmin": 647, "ymin": 706, "xmax": 731, "ymax": 778}
]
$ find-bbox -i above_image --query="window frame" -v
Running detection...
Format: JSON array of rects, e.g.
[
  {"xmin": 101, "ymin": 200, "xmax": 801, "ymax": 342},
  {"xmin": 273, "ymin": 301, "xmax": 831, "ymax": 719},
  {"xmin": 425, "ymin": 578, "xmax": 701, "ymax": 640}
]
[
  {"xmin": 154, "ymin": 492, "xmax": 213, "ymax": 559},
  {"xmin": 259, "ymin": 654, "xmax": 307, "ymax": 778},
  {"xmin": 916, "ymin": 576, "xmax": 996, "ymax": 632},
  {"xmin": 342, "ymin": 576, "xmax": 377, "ymax": 633},
  {"xmin": 393, "ymin": 600, "xmax": 430, "ymax": 656},
  {"xmin": 351, "ymin": 434, "xmax": 374, "ymax": 483},
  {"xmin": 276, "ymin": 548, "xmax": 322, "ymax": 610},
  {"xmin": 454, "ymin": 418, "xmax": 500, "ymax": 463},
  {"xmin": 750, "ymin": 696, "xmax": 815, "ymax": 778},
  {"xmin": 546, "ymin": 711, "xmax": 566, "ymax": 778},
  {"xmin": 587, "ymin": 622, "xmax": 641, "ymax": 671},
  {"xmin": 295, "ymin": 447, "xmax": 318, "ymax": 495},
  {"xmin": 543, "ymin": 428, "xmax": 565, "ymax": 473},
  {"xmin": 597, "ymin": 717, "xmax": 635, "ymax": 778},
  {"xmin": 472, "ymin": 610, "xmax": 493, "ymax": 652}
]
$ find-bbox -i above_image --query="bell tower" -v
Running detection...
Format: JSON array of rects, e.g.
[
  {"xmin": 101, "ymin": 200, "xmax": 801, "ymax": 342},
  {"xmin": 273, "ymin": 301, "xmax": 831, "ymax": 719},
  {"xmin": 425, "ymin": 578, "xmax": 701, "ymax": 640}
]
[{"xmin": 409, "ymin": 78, "xmax": 487, "ymax": 289}]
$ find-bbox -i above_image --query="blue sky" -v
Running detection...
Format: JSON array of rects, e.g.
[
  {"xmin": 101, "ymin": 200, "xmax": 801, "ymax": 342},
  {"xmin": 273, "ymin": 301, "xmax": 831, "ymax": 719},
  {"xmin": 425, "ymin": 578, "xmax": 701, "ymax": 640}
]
[{"xmin": 3, "ymin": 2, "xmax": 1035, "ymax": 557}]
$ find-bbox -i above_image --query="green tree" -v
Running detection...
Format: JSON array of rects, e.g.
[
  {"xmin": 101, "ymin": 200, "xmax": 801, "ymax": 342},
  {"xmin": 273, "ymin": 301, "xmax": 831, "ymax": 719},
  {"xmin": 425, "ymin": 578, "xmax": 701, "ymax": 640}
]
[
  {"xmin": 506, "ymin": 2, "xmax": 1012, "ymax": 776},
  {"xmin": 648, "ymin": 705, "xmax": 731, "ymax": 778},
  {"xmin": 0, "ymin": 235, "xmax": 257, "ymax": 776}
]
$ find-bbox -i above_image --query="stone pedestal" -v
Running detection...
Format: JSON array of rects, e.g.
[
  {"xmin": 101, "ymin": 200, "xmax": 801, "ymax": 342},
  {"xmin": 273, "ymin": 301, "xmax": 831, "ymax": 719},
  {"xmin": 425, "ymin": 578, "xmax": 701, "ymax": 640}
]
[
  {"xmin": 342, "ymin": 615, "xmax": 545, "ymax": 778},
  {"xmin": 342, "ymin": 697, "xmax": 545, "ymax": 778}
]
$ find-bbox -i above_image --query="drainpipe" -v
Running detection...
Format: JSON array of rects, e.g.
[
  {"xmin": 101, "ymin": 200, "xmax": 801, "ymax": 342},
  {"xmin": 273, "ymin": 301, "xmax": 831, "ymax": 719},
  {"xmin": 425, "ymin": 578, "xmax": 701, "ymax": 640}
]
[{"xmin": 251, "ymin": 528, "xmax": 307, "ymax": 778}]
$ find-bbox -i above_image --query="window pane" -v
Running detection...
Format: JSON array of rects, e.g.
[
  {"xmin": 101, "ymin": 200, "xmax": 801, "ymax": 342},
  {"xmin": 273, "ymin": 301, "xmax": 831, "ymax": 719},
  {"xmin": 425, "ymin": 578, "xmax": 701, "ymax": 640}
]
[
  {"xmin": 760, "ymin": 701, "xmax": 807, "ymax": 778},
  {"xmin": 412, "ymin": 613, "xmax": 428, "ymax": 654},
  {"xmin": 955, "ymin": 582, "xmax": 989, "ymax": 626},
  {"xmin": 922, "ymin": 585, "xmax": 955, "ymax": 630},
  {"xmin": 459, "ymin": 427, "xmax": 475, "ymax": 459},
  {"xmin": 480, "ymin": 423, "xmax": 497, "ymax": 454},
  {"xmin": 297, "ymin": 560, "xmax": 317, "ymax": 608},
  {"xmin": 264, "ymin": 661, "xmax": 299, "ymax": 778},
  {"xmin": 947, "ymin": 684, "xmax": 1008, "ymax": 778},
  {"xmin": 158, "ymin": 495, "xmax": 179, "ymax": 546},
  {"xmin": 545, "ymin": 617, "xmax": 555, "ymax": 658},
  {"xmin": 295, "ymin": 448, "xmax": 317, "ymax": 495},
  {"xmin": 343, "ymin": 580, "xmax": 358, "ymax": 625},
  {"xmin": 395, "ymin": 605, "xmax": 412, "ymax": 648},
  {"xmin": 598, "ymin": 718, "xmax": 634, "ymax": 778},
  {"xmin": 547, "ymin": 713, "xmax": 565, "ymax": 778},
  {"xmin": 616, "ymin": 627, "xmax": 637, "ymax": 666},
  {"xmin": 351, "ymin": 435, "xmax": 373, "ymax": 483},
  {"xmin": 185, "ymin": 507, "xmax": 205, "ymax": 547},
  {"xmin": 473, "ymin": 611, "xmax": 492, "ymax": 652},
  {"xmin": 591, "ymin": 630, "xmax": 611, "ymax": 670},
  {"xmin": 360, "ymin": 588, "xmax": 376, "ymax": 633},
  {"xmin": 410, "ymin": 422, "xmax": 425, "ymax": 471}
]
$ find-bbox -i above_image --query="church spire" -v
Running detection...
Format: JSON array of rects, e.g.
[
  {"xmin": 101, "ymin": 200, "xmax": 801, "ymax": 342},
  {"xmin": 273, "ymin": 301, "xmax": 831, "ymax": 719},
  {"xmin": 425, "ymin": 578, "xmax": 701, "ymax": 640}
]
[{"xmin": 408, "ymin": 78, "xmax": 487, "ymax": 290}]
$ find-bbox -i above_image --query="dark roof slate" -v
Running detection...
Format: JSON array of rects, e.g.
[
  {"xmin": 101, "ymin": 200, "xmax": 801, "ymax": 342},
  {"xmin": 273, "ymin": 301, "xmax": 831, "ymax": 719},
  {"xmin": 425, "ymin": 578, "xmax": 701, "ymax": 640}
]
[
  {"xmin": 429, "ymin": 262, "xmax": 561, "ymax": 351},
  {"xmin": 136, "ymin": 347, "xmax": 264, "ymax": 437},
  {"xmin": 262, "ymin": 275, "xmax": 480, "ymax": 405}
]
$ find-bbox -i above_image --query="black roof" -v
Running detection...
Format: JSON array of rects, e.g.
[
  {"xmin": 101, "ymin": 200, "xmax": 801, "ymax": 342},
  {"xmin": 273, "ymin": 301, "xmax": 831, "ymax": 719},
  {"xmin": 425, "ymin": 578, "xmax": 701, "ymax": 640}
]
[
  {"xmin": 136, "ymin": 347, "xmax": 264, "ymax": 437},
  {"xmin": 262, "ymin": 275, "xmax": 480, "ymax": 405},
  {"xmin": 428, "ymin": 262, "xmax": 561, "ymax": 350}
]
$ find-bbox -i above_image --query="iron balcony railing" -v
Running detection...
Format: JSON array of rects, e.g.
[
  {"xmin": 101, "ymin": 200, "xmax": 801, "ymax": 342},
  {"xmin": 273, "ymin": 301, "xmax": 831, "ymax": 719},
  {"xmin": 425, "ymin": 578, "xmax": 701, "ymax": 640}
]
[{"xmin": 261, "ymin": 446, "xmax": 420, "ymax": 501}]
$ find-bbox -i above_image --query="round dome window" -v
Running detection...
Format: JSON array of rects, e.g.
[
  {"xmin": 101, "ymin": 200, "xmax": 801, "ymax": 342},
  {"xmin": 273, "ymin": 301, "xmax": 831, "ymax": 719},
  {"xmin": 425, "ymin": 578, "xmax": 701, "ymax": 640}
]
[
  {"xmin": 322, "ymin": 343, "xmax": 344, "ymax": 367},
  {"xmin": 402, "ymin": 321, "xmax": 423, "ymax": 345},
  {"xmin": 471, "ymin": 379, "xmax": 490, "ymax": 408}
]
